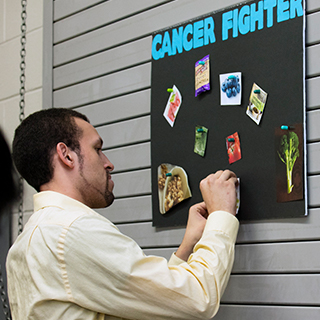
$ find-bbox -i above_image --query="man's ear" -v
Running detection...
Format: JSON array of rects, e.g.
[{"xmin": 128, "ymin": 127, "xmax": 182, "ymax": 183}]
[{"xmin": 56, "ymin": 142, "xmax": 75, "ymax": 168}]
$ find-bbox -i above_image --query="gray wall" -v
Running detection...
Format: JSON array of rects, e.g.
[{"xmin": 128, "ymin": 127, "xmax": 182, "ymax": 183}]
[{"xmin": 43, "ymin": 0, "xmax": 320, "ymax": 318}]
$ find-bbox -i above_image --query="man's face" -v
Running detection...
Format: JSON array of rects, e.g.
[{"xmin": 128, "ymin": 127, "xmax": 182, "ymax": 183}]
[{"xmin": 74, "ymin": 118, "xmax": 114, "ymax": 208}]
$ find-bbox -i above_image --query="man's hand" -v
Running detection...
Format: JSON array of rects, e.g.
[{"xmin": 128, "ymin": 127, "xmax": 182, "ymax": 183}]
[
  {"xmin": 175, "ymin": 170, "xmax": 238, "ymax": 262},
  {"xmin": 175, "ymin": 202, "xmax": 208, "ymax": 261},
  {"xmin": 200, "ymin": 170, "xmax": 238, "ymax": 216}
]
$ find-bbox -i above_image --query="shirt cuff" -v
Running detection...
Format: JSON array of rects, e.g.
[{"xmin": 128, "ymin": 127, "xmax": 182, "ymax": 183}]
[
  {"xmin": 203, "ymin": 210, "xmax": 239, "ymax": 244},
  {"xmin": 168, "ymin": 252, "xmax": 186, "ymax": 266}
]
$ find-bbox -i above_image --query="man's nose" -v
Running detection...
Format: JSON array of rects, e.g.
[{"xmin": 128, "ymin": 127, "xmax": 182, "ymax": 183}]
[{"xmin": 103, "ymin": 153, "xmax": 114, "ymax": 171}]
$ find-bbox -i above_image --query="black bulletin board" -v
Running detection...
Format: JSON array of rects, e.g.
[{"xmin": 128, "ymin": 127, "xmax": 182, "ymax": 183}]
[{"xmin": 151, "ymin": 0, "xmax": 306, "ymax": 227}]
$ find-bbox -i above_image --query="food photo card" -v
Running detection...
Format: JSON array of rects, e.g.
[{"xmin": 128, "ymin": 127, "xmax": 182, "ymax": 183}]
[
  {"xmin": 226, "ymin": 132, "xmax": 242, "ymax": 164},
  {"xmin": 275, "ymin": 124, "xmax": 304, "ymax": 203},
  {"xmin": 246, "ymin": 83, "xmax": 268, "ymax": 125},
  {"xmin": 157, "ymin": 163, "xmax": 192, "ymax": 214},
  {"xmin": 163, "ymin": 85, "xmax": 182, "ymax": 127},
  {"xmin": 220, "ymin": 72, "xmax": 242, "ymax": 106}
]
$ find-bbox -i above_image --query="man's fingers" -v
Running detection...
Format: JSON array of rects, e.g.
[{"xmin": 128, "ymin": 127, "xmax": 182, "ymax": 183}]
[
  {"xmin": 199, "ymin": 169, "xmax": 238, "ymax": 216},
  {"xmin": 202, "ymin": 170, "xmax": 237, "ymax": 185},
  {"xmin": 197, "ymin": 201, "xmax": 208, "ymax": 218},
  {"xmin": 219, "ymin": 169, "xmax": 237, "ymax": 181},
  {"xmin": 213, "ymin": 170, "xmax": 223, "ymax": 179}
]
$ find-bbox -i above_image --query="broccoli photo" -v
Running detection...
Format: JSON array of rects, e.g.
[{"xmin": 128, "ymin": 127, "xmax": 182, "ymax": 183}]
[{"xmin": 277, "ymin": 131, "xmax": 299, "ymax": 194}]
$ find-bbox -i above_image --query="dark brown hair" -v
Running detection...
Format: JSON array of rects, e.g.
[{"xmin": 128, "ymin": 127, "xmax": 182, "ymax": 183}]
[{"xmin": 12, "ymin": 108, "xmax": 89, "ymax": 192}]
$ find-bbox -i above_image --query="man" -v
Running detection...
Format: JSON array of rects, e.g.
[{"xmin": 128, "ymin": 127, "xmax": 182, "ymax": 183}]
[{"xmin": 7, "ymin": 108, "xmax": 239, "ymax": 320}]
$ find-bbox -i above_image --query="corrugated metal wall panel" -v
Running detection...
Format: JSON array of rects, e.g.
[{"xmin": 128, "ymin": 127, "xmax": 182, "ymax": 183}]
[
  {"xmin": 215, "ymin": 305, "xmax": 320, "ymax": 319},
  {"xmin": 54, "ymin": 0, "xmax": 105, "ymax": 21},
  {"xmin": 145, "ymin": 241, "xmax": 320, "ymax": 272},
  {"xmin": 54, "ymin": 0, "xmax": 172, "ymax": 43}
]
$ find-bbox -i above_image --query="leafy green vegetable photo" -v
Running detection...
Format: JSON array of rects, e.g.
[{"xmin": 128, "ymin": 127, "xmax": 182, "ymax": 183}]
[{"xmin": 277, "ymin": 132, "xmax": 300, "ymax": 194}]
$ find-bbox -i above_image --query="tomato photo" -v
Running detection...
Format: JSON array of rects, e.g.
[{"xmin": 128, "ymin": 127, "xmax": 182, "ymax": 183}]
[{"xmin": 227, "ymin": 132, "xmax": 242, "ymax": 164}]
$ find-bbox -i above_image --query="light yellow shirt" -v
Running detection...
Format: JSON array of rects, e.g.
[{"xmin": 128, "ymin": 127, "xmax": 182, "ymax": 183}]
[{"xmin": 6, "ymin": 191, "xmax": 239, "ymax": 320}]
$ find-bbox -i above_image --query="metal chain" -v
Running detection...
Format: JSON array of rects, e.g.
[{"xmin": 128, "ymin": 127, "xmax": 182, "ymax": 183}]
[
  {"xmin": 0, "ymin": 2, "xmax": 27, "ymax": 319},
  {"xmin": 18, "ymin": 0, "xmax": 27, "ymax": 236}
]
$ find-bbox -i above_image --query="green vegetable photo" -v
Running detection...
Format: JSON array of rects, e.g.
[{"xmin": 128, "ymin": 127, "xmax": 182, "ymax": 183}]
[{"xmin": 277, "ymin": 132, "xmax": 300, "ymax": 194}]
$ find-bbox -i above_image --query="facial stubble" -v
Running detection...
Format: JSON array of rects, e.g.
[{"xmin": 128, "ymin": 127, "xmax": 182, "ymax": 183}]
[{"xmin": 78, "ymin": 155, "xmax": 114, "ymax": 208}]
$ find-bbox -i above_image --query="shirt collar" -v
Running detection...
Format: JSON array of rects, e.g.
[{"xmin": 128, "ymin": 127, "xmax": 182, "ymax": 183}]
[{"xmin": 33, "ymin": 191, "xmax": 98, "ymax": 215}]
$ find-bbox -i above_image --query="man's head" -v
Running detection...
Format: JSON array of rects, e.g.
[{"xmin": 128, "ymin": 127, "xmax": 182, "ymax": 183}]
[
  {"xmin": 12, "ymin": 108, "xmax": 88, "ymax": 192},
  {"xmin": 12, "ymin": 108, "xmax": 115, "ymax": 208}
]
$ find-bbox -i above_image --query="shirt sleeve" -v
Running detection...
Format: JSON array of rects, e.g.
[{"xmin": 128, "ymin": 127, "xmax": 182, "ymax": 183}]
[{"xmin": 62, "ymin": 211, "xmax": 239, "ymax": 320}]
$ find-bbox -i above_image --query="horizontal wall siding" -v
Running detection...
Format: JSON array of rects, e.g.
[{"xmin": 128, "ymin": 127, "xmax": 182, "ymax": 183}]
[
  {"xmin": 53, "ymin": 63, "xmax": 151, "ymax": 108},
  {"xmin": 44, "ymin": 0, "xmax": 320, "ymax": 319},
  {"xmin": 222, "ymin": 274, "xmax": 320, "ymax": 304},
  {"xmin": 308, "ymin": 0, "xmax": 320, "ymax": 12},
  {"xmin": 77, "ymin": 89, "xmax": 151, "ymax": 126},
  {"xmin": 53, "ymin": 0, "xmax": 105, "ymax": 21},
  {"xmin": 307, "ymin": 77, "xmax": 320, "ymax": 109},
  {"xmin": 216, "ymin": 305, "xmax": 320, "ymax": 320},
  {"xmin": 96, "ymin": 195, "xmax": 152, "ymax": 224},
  {"xmin": 144, "ymin": 240, "xmax": 320, "ymax": 272},
  {"xmin": 53, "ymin": 38, "xmax": 152, "ymax": 89},
  {"xmin": 54, "ymin": 0, "xmax": 172, "ymax": 43}
]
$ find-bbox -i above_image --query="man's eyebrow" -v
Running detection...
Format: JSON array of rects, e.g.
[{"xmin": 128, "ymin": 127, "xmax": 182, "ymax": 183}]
[{"xmin": 95, "ymin": 137, "xmax": 103, "ymax": 147}]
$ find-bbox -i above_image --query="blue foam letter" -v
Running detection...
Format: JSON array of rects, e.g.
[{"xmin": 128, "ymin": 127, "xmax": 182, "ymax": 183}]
[
  {"xmin": 250, "ymin": 1, "xmax": 264, "ymax": 32},
  {"xmin": 233, "ymin": 9, "xmax": 239, "ymax": 38},
  {"xmin": 171, "ymin": 27, "xmax": 183, "ymax": 55},
  {"xmin": 152, "ymin": 34, "xmax": 163, "ymax": 60},
  {"xmin": 278, "ymin": 0, "xmax": 290, "ymax": 23},
  {"xmin": 290, "ymin": 0, "xmax": 303, "ymax": 19},
  {"xmin": 239, "ymin": 5, "xmax": 250, "ymax": 35},
  {"xmin": 162, "ymin": 31, "xmax": 172, "ymax": 57},
  {"xmin": 264, "ymin": 0, "xmax": 277, "ymax": 28},
  {"xmin": 183, "ymin": 24, "xmax": 193, "ymax": 51},
  {"xmin": 193, "ymin": 20, "xmax": 204, "ymax": 48},
  {"xmin": 222, "ymin": 10, "xmax": 233, "ymax": 41},
  {"xmin": 204, "ymin": 17, "xmax": 216, "ymax": 45}
]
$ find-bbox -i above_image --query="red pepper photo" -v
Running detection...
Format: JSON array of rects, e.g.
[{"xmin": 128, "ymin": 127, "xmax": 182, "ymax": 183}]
[
  {"xmin": 167, "ymin": 94, "xmax": 180, "ymax": 122},
  {"xmin": 226, "ymin": 132, "xmax": 242, "ymax": 164}
]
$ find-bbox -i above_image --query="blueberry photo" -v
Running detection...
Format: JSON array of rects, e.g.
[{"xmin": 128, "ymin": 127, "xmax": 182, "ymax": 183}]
[{"xmin": 221, "ymin": 75, "xmax": 241, "ymax": 99}]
